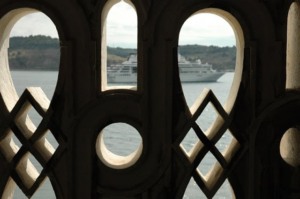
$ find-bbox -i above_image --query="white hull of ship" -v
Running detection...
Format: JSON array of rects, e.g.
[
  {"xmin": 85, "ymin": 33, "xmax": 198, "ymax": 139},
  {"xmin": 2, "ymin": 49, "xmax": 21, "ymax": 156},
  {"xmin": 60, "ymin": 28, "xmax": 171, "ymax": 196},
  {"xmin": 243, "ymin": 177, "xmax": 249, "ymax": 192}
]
[
  {"xmin": 179, "ymin": 71, "xmax": 225, "ymax": 82},
  {"xmin": 107, "ymin": 72, "xmax": 225, "ymax": 83},
  {"xmin": 107, "ymin": 54, "xmax": 225, "ymax": 83}
]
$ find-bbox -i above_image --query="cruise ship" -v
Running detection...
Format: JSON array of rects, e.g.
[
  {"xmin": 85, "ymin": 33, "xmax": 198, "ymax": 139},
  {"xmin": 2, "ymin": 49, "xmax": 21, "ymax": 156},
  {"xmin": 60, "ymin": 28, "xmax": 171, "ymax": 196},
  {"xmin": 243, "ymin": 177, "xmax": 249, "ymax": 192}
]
[{"xmin": 107, "ymin": 54, "xmax": 225, "ymax": 83}]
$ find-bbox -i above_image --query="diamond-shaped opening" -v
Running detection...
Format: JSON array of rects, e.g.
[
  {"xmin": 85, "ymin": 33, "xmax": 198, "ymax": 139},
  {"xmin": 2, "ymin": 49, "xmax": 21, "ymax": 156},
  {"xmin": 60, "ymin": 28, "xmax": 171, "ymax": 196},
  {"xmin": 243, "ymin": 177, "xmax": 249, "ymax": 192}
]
[
  {"xmin": 180, "ymin": 128, "xmax": 201, "ymax": 154},
  {"xmin": 3, "ymin": 176, "xmax": 55, "ymax": 199},
  {"xmin": 216, "ymin": 129, "xmax": 240, "ymax": 164},
  {"xmin": 14, "ymin": 102, "xmax": 40, "ymax": 139},
  {"xmin": 0, "ymin": 130, "xmax": 21, "ymax": 161},
  {"xmin": 16, "ymin": 152, "xmax": 43, "ymax": 189},
  {"xmin": 2, "ymin": 178, "xmax": 27, "ymax": 199},
  {"xmin": 31, "ymin": 177, "xmax": 56, "ymax": 199},
  {"xmin": 28, "ymin": 154, "xmax": 43, "ymax": 174},
  {"xmin": 183, "ymin": 177, "xmax": 206, "ymax": 199},
  {"xmin": 197, "ymin": 151, "xmax": 218, "ymax": 178},
  {"xmin": 44, "ymin": 130, "xmax": 59, "ymax": 150},
  {"xmin": 180, "ymin": 128, "xmax": 205, "ymax": 162},
  {"xmin": 14, "ymin": 183, "xmax": 28, "ymax": 198},
  {"xmin": 195, "ymin": 102, "xmax": 223, "ymax": 137},
  {"xmin": 12, "ymin": 132, "xmax": 22, "ymax": 148},
  {"xmin": 215, "ymin": 130, "xmax": 235, "ymax": 155},
  {"xmin": 34, "ymin": 130, "xmax": 58, "ymax": 162},
  {"xmin": 213, "ymin": 179, "xmax": 235, "ymax": 198},
  {"xmin": 28, "ymin": 107, "xmax": 43, "ymax": 128}
]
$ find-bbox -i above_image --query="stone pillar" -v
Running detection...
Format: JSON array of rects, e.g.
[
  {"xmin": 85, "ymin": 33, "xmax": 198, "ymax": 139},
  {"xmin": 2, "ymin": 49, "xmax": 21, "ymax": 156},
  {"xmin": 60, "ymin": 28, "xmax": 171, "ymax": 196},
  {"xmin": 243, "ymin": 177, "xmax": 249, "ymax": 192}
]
[
  {"xmin": 283, "ymin": 2, "xmax": 300, "ymax": 167},
  {"xmin": 286, "ymin": 2, "xmax": 300, "ymax": 90}
]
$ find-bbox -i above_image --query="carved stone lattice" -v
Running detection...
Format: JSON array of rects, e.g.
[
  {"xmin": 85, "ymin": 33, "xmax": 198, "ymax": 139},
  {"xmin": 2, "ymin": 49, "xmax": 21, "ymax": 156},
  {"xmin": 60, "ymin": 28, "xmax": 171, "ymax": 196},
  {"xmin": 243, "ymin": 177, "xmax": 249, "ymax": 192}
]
[
  {"xmin": 0, "ymin": 0, "xmax": 299, "ymax": 198},
  {"xmin": 0, "ymin": 88, "xmax": 64, "ymax": 197},
  {"xmin": 174, "ymin": 89, "xmax": 240, "ymax": 198}
]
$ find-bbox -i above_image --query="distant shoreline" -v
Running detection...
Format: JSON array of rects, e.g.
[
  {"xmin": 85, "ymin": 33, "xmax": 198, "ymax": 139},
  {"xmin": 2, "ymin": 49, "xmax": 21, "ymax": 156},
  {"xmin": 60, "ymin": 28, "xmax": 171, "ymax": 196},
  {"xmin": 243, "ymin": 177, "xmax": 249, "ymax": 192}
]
[
  {"xmin": 10, "ymin": 69, "xmax": 59, "ymax": 71},
  {"xmin": 9, "ymin": 35, "xmax": 236, "ymax": 71}
]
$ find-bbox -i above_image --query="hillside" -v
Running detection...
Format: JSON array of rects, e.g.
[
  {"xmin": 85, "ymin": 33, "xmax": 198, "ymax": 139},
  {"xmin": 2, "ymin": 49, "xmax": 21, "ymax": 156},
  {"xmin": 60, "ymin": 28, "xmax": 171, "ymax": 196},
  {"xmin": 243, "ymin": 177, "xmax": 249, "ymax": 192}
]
[
  {"xmin": 8, "ymin": 36, "xmax": 236, "ymax": 71},
  {"xmin": 179, "ymin": 45, "xmax": 236, "ymax": 71},
  {"xmin": 9, "ymin": 36, "xmax": 60, "ymax": 70}
]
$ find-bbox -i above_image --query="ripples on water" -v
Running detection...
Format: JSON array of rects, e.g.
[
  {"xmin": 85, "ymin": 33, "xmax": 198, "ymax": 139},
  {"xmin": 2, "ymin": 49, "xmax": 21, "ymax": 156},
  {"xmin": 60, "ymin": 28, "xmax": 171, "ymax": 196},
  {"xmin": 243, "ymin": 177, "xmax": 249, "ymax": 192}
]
[{"xmin": 10, "ymin": 71, "xmax": 234, "ymax": 198}]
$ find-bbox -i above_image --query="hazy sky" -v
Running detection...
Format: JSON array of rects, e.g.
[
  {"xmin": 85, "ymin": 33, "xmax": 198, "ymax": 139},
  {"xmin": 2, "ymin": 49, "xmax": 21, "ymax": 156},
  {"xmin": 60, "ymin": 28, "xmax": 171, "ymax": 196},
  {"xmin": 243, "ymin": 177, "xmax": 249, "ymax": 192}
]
[
  {"xmin": 10, "ymin": 12, "xmax": 59, "ymax": 38},
  {"xmin": 10, "ymin": 1, "xmax": 236, "ymax": 47}
]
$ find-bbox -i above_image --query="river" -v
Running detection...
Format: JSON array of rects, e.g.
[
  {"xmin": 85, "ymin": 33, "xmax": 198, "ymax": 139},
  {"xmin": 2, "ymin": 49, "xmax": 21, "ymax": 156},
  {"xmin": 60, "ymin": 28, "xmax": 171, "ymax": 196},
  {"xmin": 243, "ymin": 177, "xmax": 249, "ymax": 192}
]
[{"xmin": 10, "ymin": 71, "xmax": 234, "ymax": 198}]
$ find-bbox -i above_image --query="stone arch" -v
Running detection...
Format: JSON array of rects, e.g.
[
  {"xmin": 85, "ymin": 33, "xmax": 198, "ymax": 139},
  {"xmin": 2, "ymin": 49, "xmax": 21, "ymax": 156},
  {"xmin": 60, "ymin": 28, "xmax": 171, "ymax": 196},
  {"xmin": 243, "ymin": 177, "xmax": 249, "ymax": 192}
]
[
  {"xmin": 171, "ymin": 6, "xmax": 245, "ymax": 198},
  {"xmin": 0, "ymin": 7, "xmax": 65, "ymax": 111},
  {"xmin": 0, "ymin": 0, "xmax": 297, "ymax": 198},
  {"xmin": 0, "ymin": 7, "xmax": 64, "ymax": 199},
  {"xmin": 176, "ymin": 7, "xmax": 244, "ymax": 113},
  {"xmin": 100, "ymin": 0, "xmax": 139, "ymax": 91}
]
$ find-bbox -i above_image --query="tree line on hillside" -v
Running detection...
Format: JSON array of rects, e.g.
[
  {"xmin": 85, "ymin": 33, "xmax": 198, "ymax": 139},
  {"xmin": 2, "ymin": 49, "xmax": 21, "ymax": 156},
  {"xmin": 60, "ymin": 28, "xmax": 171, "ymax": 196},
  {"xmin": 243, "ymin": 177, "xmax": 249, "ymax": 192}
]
[
  {"xmin": 10, "ymin": 35, "xmax": 60, "ymax": 50},
  {"xmin": 8, "ymin": 35, "xmax": 236, "ymax": 71}
]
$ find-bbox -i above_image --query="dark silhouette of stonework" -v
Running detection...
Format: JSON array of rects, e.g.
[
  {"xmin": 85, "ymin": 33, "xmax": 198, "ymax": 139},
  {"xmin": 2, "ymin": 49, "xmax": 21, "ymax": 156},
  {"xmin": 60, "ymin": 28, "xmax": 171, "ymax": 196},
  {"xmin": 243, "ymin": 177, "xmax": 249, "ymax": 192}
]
[{"xmin": 0, "ymin": 0, "xmax": 299, "ymax": 198}]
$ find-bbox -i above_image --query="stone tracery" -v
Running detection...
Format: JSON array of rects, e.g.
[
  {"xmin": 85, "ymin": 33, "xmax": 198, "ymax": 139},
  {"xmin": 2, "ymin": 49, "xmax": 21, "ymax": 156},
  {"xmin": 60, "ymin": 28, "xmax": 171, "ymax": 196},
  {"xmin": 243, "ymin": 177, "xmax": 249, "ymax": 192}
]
[{"xmin": 0, "ymin": 0, "xmax": 298, "ymax": 198}]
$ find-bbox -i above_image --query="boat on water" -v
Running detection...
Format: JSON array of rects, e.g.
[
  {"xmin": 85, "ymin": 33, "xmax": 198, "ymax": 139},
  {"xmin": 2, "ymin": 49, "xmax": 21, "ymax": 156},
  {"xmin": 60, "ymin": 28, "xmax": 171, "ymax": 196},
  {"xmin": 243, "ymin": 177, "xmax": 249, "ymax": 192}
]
[
  {"xmin": 177, "ymin": 54, "xmax": 225, "ymax": 82},
  {"xmin": 107, "ymin": 54, "xmax": 225, "ymax": 83}
]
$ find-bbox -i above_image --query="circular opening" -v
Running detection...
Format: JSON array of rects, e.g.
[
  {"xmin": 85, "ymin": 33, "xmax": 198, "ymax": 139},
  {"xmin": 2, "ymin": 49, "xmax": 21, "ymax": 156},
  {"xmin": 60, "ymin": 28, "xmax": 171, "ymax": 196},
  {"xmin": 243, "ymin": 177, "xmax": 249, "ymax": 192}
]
[
  {"xmin": 96, "ymin": 122, "xmax": 143, "ymax": 169},
  {"xmin": 280, "ymin": 127, "xmax": 300, "ymax": 167}
]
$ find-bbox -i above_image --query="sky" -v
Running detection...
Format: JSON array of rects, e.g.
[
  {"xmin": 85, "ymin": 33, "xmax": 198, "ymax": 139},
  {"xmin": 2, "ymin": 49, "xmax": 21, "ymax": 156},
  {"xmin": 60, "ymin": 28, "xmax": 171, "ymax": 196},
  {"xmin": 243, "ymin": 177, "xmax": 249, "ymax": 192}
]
[
  {"xmin": 10, "ymin": 12, "xmax": 59, "ymax": 38},
  {"xmin": 10, "ymin": 1, "xmax": 236, "ymax": 47}
]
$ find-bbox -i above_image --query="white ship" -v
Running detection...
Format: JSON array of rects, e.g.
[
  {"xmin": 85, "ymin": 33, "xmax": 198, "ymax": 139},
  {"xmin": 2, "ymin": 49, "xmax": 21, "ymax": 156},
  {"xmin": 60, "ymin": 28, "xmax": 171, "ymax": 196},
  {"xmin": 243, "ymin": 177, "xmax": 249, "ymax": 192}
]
[
  {"xmin": 107, "ymin": 54, "xmax": 225, "ymax": 83},
  {"xmin": 177, "ymin": 54, "xmax": 225, "ymax": 82}
]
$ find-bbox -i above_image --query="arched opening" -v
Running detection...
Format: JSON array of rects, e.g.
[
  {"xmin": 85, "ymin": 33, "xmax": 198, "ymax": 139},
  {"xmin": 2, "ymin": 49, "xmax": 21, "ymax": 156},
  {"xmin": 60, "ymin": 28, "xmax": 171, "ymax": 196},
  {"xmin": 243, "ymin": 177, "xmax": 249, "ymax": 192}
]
[
  {"xmin": 178, "ymin": 9, "xmax": 244, "ymax": 112},
  {"xmin": 101, "ymin": 0, "xmax": 138, "ymax": 91},
  {"xmin": 0, "ymin": 8, "xmax": 59, "ymax": 198},
  {"xmin": 178, "ymin": 8, "xmax": 244, "ymax": 198}
]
